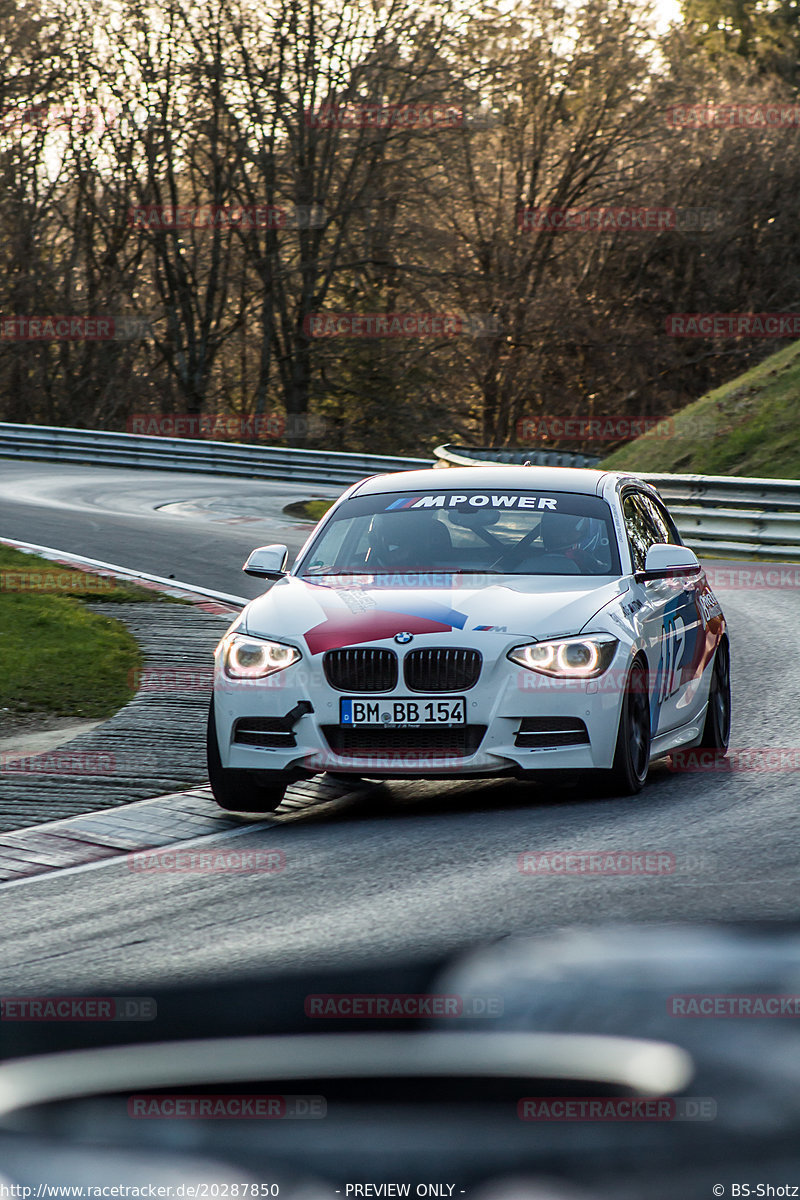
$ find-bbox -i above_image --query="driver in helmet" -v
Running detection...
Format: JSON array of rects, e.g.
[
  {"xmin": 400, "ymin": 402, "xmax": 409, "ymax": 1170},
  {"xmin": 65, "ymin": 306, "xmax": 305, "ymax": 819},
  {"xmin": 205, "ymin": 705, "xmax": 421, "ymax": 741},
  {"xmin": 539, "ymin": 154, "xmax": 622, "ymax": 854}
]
[
  {"xmin": 538, "ymin": 510, "xmax": 607, "ymax": 572},
  {"xmin": 366, "ymin": 510, "xmax": 453, "ymax": 570}
]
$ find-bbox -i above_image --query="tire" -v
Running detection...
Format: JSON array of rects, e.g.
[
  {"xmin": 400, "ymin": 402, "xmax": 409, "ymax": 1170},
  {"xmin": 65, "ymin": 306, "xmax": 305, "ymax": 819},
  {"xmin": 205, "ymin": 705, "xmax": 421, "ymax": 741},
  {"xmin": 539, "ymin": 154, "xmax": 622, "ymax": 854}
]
[
  {"xmin": 605, "ymin": 657, "xmax": 651, "ymax": 796},
  {"xmin": 698, "ymin": 638, "xmax": 731, "ymax": 751},
  {"xmin": 206, "ymin": 699, "xmax": 290, "ymax": 813}
]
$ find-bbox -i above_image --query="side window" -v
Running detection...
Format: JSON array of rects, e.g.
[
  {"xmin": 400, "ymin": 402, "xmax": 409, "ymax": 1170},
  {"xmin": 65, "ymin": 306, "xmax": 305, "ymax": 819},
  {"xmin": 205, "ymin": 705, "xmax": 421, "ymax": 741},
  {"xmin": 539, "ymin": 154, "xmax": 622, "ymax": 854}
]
[
  {"xmin": 641, "ymin": 494, "xmax": 683, "ymax": 546},
  {"xmin": 622, "ymin": 493, "xmax": 662, "ymax": 572}
]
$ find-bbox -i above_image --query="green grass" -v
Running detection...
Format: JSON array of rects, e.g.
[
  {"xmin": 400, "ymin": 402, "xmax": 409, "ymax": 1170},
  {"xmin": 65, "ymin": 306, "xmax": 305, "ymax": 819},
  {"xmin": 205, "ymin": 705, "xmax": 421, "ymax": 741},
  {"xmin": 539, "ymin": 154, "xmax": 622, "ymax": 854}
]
[
  {"xmin": 283, "ymin": 499, "xmax": 335, "ymax": 522},
  {"xmin": 0, "ymin": 546, "xmax": 151, "ymax": 719},
  {"xmin": 0, "ymin": 544, "xmax": 178, "ymax": 602},
  {"xmin": 0, "ymin": 593, "xmax": 142, "ymax": 718},
  {"xmin": 601, "ymin": 339, "xmax": 800, "ymax": 478}
]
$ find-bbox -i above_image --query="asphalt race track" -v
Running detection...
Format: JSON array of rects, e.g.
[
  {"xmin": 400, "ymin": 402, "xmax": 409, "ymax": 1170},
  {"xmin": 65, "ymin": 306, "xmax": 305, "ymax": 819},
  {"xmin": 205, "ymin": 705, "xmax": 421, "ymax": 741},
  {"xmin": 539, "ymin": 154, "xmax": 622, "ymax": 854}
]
[
  {"xmin": 0, "ymin": 458, "xmax": 341, "ymax": 599},
  {"xmin": 0, "ymin": 458, "xmax": 797, "ymax": 994}
]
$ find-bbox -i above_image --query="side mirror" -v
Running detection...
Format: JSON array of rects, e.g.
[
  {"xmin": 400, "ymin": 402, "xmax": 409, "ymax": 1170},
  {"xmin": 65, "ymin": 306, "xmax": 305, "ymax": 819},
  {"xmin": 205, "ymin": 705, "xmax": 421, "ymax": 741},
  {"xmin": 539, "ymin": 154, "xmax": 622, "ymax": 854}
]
[
  {"xmin": 243, "ymin": 544, "xmax": 289, "ymax": 580},
  {"xmin": 637, "ymin": 543, "xmax": 700, "ymax": 582}
]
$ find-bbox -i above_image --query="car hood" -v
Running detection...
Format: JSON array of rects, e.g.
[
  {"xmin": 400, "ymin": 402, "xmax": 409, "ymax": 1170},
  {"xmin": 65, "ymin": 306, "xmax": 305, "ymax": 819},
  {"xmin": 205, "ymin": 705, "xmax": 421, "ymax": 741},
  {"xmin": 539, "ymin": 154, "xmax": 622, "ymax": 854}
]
[{"xmin": 241, "ymin": 574, "xmax": 629, "ymax": 655}]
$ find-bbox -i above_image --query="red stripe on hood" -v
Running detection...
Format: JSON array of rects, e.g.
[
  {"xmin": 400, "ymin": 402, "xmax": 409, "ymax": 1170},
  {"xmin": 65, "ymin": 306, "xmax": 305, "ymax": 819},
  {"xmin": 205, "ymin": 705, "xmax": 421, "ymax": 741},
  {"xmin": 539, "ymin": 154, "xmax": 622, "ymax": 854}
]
[{"xmin": 304, "ymin": 611, "xmax": 450, "ymax": 655}]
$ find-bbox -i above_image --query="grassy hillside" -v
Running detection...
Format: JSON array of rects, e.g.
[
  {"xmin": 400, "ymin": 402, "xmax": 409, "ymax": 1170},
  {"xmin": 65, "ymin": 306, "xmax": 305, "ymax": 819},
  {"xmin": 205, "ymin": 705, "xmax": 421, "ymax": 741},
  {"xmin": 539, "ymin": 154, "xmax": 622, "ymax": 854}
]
[{"xmin": 602, "ymin": 340, "xmax": 800, "ymax": 478}]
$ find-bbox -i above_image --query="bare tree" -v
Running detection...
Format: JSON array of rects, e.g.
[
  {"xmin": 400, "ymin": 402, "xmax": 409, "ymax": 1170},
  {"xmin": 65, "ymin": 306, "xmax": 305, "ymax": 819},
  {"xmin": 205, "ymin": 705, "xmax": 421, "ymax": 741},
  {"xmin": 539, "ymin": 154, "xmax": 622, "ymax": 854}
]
[
  {"xmin": 214, "ymin": 0, "xmax": 460, "ymax": 433},
  {"xmin": 419, "ymin": 0, "xmax": 667, "ymax": 443}
]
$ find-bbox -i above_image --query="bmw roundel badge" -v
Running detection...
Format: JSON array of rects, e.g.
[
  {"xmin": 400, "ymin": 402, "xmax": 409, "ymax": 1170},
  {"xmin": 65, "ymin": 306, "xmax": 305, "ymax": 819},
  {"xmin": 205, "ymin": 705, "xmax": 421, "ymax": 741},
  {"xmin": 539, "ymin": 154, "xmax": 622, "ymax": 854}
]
[{"xmin": 394, "ymin": 632, "xmax": 413, "ymax": 644}]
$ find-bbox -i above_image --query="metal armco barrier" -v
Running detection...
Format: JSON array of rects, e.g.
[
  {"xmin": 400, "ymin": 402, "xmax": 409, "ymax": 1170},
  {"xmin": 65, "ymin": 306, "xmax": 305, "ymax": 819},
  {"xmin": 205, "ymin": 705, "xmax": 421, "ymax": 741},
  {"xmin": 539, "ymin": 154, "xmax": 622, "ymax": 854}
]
[
  {"xmin": 433, "ymin": 443, "xmax": 600, "ymax": 468},
  {"xmin": 638, "ymin": 474, "xmax": 800, "ymax": 559},
  {"xmin": 434, "ymin": 443, "xmax": 800, "ymax": 560},
  {"xmin": 0, "ymin": 423, "xmax": 431, "ymax": 488},
  {"xmin": 1, "ymin": 425, "xmax": 798, "ymax": 560}
]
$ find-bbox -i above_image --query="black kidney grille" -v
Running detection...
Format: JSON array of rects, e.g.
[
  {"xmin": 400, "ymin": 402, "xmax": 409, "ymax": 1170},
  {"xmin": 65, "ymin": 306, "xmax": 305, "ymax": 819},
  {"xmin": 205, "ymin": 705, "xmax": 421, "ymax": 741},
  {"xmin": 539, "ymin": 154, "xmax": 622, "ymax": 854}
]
[
  {"xmin": 322, "ymin": 725, "xmax": 486, "ymax": 758},
  {"xmin": 323, "ymin": 648, "xmax": 398, "ymax": 692},
  {"xmin": 403, "ymin": 648, "xmax": 482, "ymax": 692}
]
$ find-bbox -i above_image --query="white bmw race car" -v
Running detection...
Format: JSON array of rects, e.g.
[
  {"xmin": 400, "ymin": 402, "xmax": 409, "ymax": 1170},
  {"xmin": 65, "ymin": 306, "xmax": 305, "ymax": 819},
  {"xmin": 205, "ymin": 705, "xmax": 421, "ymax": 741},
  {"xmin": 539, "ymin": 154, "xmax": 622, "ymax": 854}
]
[{"xmin": 207, "ymin": 466, "xmax": 730, "ymax": 810}]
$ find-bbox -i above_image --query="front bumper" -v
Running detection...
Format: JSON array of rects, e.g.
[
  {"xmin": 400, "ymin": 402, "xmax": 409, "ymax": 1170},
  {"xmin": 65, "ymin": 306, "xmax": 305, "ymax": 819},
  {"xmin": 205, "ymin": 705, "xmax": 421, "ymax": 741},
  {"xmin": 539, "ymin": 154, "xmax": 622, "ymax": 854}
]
[{"xmin": 212, "ymin": 637, "xmax": 630, "ymax": 779}]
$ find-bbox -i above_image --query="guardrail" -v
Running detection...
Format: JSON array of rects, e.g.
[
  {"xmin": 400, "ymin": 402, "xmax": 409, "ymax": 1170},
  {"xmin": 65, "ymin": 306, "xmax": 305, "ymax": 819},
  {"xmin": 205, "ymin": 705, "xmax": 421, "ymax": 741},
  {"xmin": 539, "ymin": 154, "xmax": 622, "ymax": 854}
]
[
  {"xmin": 0, "ymin": 423, "xmax": 431, "ymax": 488},
  {"xmin": 433, "ymin": 443, "xmax": 600, "ymax": 469},
  {"xmin": 434, "ymin": 443, "xmax": 800, "ymax": 560},
  {"xmin": 637, "ymin": 473, "xmax": 800, "ymax": 559},
  {"xmin": 2, "ymin": 425, "xmax": 799, "ymax": 560}
]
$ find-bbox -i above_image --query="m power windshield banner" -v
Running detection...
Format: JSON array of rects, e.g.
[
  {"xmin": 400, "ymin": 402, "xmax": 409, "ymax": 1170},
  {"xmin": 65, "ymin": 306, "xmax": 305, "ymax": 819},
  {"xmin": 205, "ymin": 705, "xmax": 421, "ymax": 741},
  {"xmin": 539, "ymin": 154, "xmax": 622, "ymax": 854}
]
[{"xmin": 385, "ymin": 493, "xmax": 559, "ymax": 511}]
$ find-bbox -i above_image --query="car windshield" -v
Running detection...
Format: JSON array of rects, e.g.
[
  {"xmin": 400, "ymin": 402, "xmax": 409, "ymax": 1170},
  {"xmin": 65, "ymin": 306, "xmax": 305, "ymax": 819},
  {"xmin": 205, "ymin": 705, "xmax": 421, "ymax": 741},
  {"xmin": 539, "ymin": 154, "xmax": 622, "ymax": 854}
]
[{"xmin": 297, "ymin": 488, "xmax": 621, "ymax": 577}]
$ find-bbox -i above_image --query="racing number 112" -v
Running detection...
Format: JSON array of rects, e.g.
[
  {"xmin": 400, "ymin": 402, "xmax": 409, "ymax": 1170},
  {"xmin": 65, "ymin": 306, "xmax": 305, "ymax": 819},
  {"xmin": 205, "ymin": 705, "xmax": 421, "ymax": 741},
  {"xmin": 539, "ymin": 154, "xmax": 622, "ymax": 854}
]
[{"xmin": 658, "ymin": 614, "xmax": 686, "ymax": 703}]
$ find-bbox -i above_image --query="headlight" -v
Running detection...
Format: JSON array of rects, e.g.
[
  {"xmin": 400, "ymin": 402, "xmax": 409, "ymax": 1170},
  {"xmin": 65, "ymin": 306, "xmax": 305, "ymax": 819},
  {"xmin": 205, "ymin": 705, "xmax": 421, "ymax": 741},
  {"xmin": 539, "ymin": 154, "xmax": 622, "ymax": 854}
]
[
  {"xmin": 508, "ymin": 635, "xmax": 618, "ymax": 678},
  {"xmin": 222, "ymin": 634, "xmax": 301, "ymax": 679}
]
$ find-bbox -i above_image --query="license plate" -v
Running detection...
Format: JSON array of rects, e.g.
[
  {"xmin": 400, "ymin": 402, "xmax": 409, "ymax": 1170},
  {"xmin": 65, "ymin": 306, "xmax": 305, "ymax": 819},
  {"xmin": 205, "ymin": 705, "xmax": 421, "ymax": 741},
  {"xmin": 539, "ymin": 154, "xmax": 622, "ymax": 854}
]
[{"xmin": 340, "ymin": 697, "xmax": 466, "ymax": 726}]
